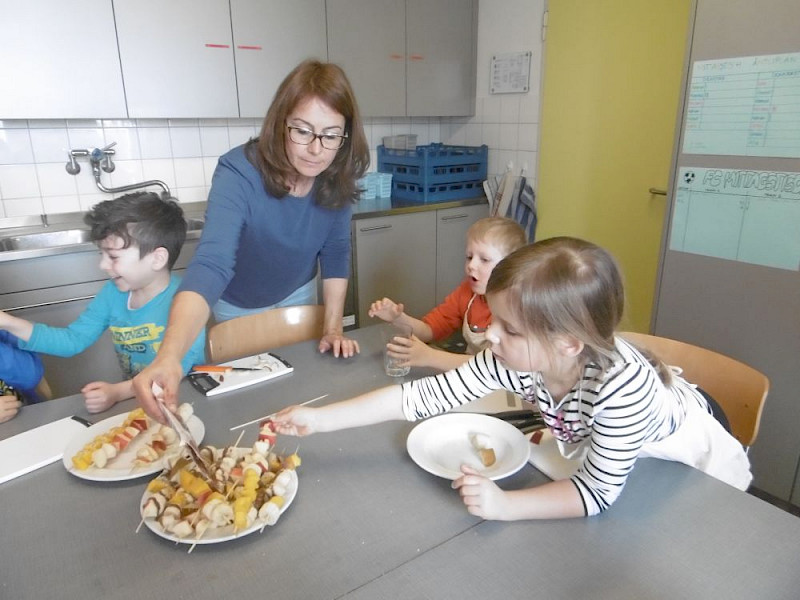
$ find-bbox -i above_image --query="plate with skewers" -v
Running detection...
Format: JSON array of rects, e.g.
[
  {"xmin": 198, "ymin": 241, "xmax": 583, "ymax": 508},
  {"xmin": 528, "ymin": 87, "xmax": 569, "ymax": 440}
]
[
  {"xmin": 63, "ymin": 405, "xmax": 205, "ymax": 482},
  {"xmin": 138, "ymin": 446, "xmax": 299, "ymax": 548}
]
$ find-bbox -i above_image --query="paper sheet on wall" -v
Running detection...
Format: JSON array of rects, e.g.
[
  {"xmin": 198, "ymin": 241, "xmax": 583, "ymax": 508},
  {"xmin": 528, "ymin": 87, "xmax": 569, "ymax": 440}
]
[
  {"xmin": 682, "ymin": 52, "xmax": 800, "ymax": 158},
  {"xmin": 669, "ymin": 167, "xmax": 800, "ymax": 271}
]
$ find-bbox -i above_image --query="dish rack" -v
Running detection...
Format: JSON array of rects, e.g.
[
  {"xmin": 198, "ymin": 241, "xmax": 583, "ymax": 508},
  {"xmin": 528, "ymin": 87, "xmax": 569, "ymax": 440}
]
[{"xmin": 378, "ymin": 143, "xmax": 488, "ymax": 203}]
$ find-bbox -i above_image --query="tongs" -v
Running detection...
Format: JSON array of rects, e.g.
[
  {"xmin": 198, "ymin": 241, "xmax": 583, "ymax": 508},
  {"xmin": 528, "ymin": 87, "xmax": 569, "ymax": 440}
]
[
  {"xmin": 489, "ymin": 409, "xmax": 546, "ymax": 434},
  {"xmin": 155, "ymin": 397, "xmax": 218, "ymax": 490}
]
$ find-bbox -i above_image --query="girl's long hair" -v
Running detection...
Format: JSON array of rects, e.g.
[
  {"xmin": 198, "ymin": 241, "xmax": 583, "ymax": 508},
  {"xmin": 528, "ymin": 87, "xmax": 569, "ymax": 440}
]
[
  {"xmin": 246, "ymin": 60, "xmax": 370, "ymax": 208},
  {"xmin": 486, "ymin": 237, "xmax": 624, "ymax": 370}
]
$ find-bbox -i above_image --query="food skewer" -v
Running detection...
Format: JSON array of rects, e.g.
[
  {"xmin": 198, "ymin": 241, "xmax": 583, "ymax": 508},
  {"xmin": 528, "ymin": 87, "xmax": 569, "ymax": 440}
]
[{"xmin": 229, "ymin": 394, "xmax": 328, "ymax": 431}]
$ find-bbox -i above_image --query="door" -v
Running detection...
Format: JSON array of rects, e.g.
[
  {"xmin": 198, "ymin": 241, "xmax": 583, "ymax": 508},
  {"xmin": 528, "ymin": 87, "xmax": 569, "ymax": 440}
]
[
  {"xmin": 114, "ymin": 0, "xmax": 238, "ymax": 118},
  {"xmin": 231, "ymin": 0, "xmax": 328, "ymax": 118},
  {"xmin": 536, "ymin": 0, "xmax": 692, "ymax": 332}
]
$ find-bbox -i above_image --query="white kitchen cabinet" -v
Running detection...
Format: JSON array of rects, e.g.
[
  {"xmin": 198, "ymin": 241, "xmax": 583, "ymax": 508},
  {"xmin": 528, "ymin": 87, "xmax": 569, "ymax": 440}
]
[
  {"xmin": 114, "ymin": 0, "xmax": 239, "ymax": 118},
  {"xmin": 231, "ymin": 0, "xmax": 328, "ymax": 118},
  {"xmin": 352, "ymin": 202, "xmax": 488, "ymax": 327},
  {"xmin": 0, "ymin": 0, "xmax": 127, "ymax": 119},
  {"xmin": 327, "ymin": 0, "xmax": 477, "ymax": 117}
]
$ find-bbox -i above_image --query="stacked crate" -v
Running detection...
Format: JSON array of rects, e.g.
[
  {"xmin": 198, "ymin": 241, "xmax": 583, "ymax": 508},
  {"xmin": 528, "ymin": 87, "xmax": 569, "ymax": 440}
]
[{"xmin": 378, "ymin": 143, "xmax": 488, "ymax": 203}]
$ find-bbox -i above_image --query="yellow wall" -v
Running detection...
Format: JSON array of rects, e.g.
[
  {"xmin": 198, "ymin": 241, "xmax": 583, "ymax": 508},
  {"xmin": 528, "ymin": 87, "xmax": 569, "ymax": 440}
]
[{"xmin": 537, "ymin": 0, "xmax": 692, "ymax": 331}]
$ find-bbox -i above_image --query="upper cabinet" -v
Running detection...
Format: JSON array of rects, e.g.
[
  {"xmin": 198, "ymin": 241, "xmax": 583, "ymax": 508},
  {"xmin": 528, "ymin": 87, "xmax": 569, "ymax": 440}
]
[
  {"xmin": 232, "ymin": 0, "xmax": 328, "ymax": 118},
  {"xmin": 0, "ymin": 0, "xmax": 127, "ymax": 119},
  {"xmin": 114, "ymin": 0, "xmax": 239, "ymax": 118},
  {"xmin": 327, "ymin": 0, "xmax": 477, "ymax": 117}
]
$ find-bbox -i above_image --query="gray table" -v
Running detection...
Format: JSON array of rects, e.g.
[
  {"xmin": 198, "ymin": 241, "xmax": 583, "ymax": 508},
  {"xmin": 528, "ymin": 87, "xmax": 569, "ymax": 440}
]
[{"xmin": 2, "ymin": 326, "xmax": 799, "ymax": 599}]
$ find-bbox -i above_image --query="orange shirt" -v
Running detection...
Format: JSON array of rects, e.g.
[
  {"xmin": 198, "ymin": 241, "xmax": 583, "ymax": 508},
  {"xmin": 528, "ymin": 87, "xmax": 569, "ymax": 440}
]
[{"xmin": 421, "ymin": 279, "xmax": 492, "ymax": 341}]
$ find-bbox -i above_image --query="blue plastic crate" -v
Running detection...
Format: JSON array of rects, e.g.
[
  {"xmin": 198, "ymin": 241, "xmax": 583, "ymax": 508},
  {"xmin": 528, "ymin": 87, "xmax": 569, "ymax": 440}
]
[{"xmin": 378, "ymin": 143, "xmax": 488, "ymax": 203}]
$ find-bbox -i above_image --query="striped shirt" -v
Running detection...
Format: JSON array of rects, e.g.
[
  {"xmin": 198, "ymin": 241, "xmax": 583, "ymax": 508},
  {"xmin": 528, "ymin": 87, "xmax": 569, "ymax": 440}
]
[{"xmin": 401, "ymin": 336, "xmax": 710, "ymax": 516}]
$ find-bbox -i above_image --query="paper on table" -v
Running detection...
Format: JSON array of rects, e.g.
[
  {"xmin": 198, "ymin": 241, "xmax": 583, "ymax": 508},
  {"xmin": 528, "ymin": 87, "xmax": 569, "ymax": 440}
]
[
  {"xmin": 0, "ymin": 417, "xmax": 88, "ymax": 484},
  {"xmin": 527, "ymin": 429, "xmax": 581, "ymax": 481}
]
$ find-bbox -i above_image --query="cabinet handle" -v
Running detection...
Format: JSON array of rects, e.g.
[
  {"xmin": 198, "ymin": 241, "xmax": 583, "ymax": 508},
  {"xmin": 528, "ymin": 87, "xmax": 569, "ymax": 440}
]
[
  {"xmin": 440, "ymin": 214, "xmax": 469, "ymax": 221},
  {"xmin": 204, "ymin": 43, "xmax": 230, "ymax": 49},
  {"xmin": 5, "ymin": 294, "xmax": 96, "ymax": 312},
  {"xmin": 236, "ymin": 45, "xmax": 262, "ymax": 50},
  {"xmin": 359, "ymin": 224, "xmax": 393, "ymax": 232}
]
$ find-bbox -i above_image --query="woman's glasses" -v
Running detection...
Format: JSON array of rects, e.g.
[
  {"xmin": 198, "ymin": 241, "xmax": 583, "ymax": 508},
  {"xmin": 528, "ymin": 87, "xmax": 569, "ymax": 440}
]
[{"xmin": 287, "ymin": 125, "xmax": 348, "ymax": 150}]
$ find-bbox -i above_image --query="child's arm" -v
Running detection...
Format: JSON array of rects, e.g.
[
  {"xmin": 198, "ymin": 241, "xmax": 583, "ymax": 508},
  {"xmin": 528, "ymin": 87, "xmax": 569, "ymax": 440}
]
[
  {"xmin": 0, "ymin": 310, "xmax": 34, "ymax": 342},
  {"xmin": 82, "ymin": 380, "xmax": 134, "ymax": 414},
  {"xmin": 452, "ymin": 466, "xmax": 586, "ymax": 520},
  {"xmin": 368, "ymin": 298, "xmax": 434, "ymax": 342},
  {"xmin": 272, "ymin": 385, "xmax": 404, "ymax": 435}
]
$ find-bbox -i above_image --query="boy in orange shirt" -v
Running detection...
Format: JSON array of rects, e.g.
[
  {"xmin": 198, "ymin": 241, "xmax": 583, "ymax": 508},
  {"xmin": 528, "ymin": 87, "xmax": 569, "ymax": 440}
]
[{"xmin": 369, "ymin": 217, "xmax": 526, "ymax": 371}]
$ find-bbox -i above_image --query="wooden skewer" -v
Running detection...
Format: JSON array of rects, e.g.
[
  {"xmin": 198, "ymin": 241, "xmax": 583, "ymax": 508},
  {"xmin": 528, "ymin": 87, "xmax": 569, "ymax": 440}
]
[{"xmin": 229, "ymin": 394, "xmax": 328, "ymax": 431}]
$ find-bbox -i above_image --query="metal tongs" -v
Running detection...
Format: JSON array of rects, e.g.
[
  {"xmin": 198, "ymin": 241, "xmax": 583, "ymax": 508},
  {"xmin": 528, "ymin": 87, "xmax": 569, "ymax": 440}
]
[
  {"xmin": 155, "ymin": 396, "xmax": 218, "ymax": 489},
  {"xmin": 490, "ymin": 409, "xmax": 546, "ymax": 434}
]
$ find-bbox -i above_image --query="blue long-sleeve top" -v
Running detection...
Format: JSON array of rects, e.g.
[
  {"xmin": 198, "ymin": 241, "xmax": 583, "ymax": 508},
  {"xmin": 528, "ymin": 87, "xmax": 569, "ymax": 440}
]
[
  {"xmin": 0, "ymin": 331, "xmax": 44, "ymax": 400},
  {"xmin": 19, "ymin": 274, "xmax": 206, "ymax": 379},
  {"xmin": 179, "ymin": 144, "xmax": 353, "ymax": 309}
]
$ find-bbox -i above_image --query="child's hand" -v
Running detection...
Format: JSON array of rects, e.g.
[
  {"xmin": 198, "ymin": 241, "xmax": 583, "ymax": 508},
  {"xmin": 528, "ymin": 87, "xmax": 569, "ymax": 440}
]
[
  {"xmin": 272, "ymin": 406, "xmax": 319, "ymax": 436},
  {"xmin": 451, "ymin": 465, "xmax": 509, "ymax": 520},
  {"xmin": 0, "ymin": 394, "xmax": 21, "ymax": 423},
  {"xmin": 82, "ymin": 381, "xmax": 126, "ymax": 414},
  {"xmin": 385, "ymin": 334, "xmax": 430, "ymax": 368},
  {"xmin": 368, "ymin": 298, "xmax": 404, "ymax": 322}
]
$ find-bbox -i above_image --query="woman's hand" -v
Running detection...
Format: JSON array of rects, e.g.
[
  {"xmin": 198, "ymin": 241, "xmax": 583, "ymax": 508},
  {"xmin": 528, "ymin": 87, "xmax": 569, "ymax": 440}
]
[
  {"xmin": 132, "ymin": 354, "xmax": 185, "ymax": 423},
  {"xmin": 318, "ymin": 332, "xmax": 360, "ymax": 358},
  {"xmin": 0, "ymin": 394, "xmax": 21, "ymax": 423},
  {"xmin": 368, "ymin": 298, "xmax": 404, "ymax": 322},
  {"xmin": 451, "ymin": 465, "xmax": 509, "ymax": 520},
  {"xmin": 272, "ymin": 406, "xmax": 320, "ymax": 436},
  {"xmin": 82, "ymin": 381, "xmax": 132, "ymax": 414}
]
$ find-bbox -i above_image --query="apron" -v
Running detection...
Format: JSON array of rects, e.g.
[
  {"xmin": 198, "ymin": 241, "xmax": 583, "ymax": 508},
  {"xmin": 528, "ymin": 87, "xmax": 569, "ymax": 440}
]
[{"xmin": 462, "ymin": 293, "xmax": 489, "ymax": 355}]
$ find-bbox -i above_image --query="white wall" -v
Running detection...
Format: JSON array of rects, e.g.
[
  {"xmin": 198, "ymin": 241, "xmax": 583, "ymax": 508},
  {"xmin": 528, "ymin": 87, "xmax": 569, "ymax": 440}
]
[{"xmin": 0, "ymin": 0, "xmax": 544, "ymax": 220}]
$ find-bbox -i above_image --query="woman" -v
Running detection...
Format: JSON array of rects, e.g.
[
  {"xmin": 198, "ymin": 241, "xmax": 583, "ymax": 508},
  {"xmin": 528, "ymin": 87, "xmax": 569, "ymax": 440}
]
[{"xmin": 133, "ymin": 60, "xmax": 369, "ymax": 417}]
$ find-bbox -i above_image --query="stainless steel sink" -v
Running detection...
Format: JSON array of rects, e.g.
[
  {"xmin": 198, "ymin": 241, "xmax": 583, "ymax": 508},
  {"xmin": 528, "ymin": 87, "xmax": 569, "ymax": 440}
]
[
  {"xmin": 0, "ymin": 218, "xmax": 203, "ymax": 254},
  {"xmin": 0, "ymin": 229, "xmax": 93, "ymax": 252}
]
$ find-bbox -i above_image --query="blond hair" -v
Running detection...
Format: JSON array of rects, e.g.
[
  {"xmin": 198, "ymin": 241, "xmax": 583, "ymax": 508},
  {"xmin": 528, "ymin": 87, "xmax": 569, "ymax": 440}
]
[
  {"xmin": 486, "ymin": 236, "xmax": 624, "ymax": 369},
  {"xmin": 467, "ymin": 217, "xmax": 527, "ymax": 257}
]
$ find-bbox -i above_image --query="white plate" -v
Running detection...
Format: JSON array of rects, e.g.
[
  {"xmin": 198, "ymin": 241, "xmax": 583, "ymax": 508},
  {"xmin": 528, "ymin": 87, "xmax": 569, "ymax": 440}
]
[
  {"xmin": 62, "ymin": 411, "xmax": 205, "ymax": 481},
  {"xmin": 140, "ymin": 454, "xmax": 298, "ymax": 545},
  {"xmin": 406, "ymin": 413, "xmax": 530, "ymax": 480}
]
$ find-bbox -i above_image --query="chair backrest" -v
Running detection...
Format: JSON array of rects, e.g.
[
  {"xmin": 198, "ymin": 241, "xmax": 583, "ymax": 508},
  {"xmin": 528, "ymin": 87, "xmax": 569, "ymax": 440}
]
[
  {"xmin": 207, "ymin": 305, "xmax": 326, "ymax": 364},
  {"xmin": 35, "ymin": 376, "xmax": 53, "ymax": 401},
  {"xmin": 619, "ymin": 331, "xmax": 769, "ymax": 447}
]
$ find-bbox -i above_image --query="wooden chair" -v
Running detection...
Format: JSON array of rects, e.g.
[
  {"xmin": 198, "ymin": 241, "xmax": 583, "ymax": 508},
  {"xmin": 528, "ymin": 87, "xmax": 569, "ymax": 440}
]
[
  {"xmin": 35, "ymin": 376, "xmax": 53, "ymax": 401},
  {"xmin": 207, "ymin": 305, "xmax": 326, "ymax": 364},
  {"xmin": 619, "ymin": 331, "xmax": 769, "ymax": 448}
]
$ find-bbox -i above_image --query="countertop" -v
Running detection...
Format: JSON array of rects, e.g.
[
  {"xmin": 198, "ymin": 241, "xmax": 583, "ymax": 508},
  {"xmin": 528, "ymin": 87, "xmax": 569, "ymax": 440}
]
[{"xmin": 0, "ymin": 196, "xmax": 487, "ymax": 262}]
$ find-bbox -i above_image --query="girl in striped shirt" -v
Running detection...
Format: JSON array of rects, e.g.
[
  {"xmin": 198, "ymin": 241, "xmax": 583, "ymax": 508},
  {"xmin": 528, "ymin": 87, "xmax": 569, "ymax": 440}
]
[{"xmin": 274, "ymin": 237, "xmax": 751, "ymax": 519}]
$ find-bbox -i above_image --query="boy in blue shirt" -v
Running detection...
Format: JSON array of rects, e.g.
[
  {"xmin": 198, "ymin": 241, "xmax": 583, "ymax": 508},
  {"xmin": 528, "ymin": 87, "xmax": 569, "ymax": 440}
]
[
  {"xmin": 0, "ymin": 192, "xmax": 206, "ymax": 414},
  {"xmin": 0, "ymin": 330, "xmax": 44, "ymax": 423}
]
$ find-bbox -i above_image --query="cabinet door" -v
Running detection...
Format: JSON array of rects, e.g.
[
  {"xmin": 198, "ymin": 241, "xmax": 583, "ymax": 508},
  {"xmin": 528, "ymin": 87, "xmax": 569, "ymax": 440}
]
[
  {"xmin": 114, "ymin": 0, "xmax": 238, "ymax": 118},
  {"xmin": 232, "ymin": 0, "xmax": 328, "ymax": 118},
  {"xmin": 435, "ymin": 203, "xmax": 489, "ymax": 304},
  {"xmin": 353, "ymin": 212, "xmax": 436, "ymax": 326},
  {"xmin": 406, "ymin": 0, "xmax": 477, "ymax": 116},
  {"xmin": 327, "ymin": 0, "xmax": 406, "ymax": 117},
  {"xmin": 0, "ymin": 0, "xmax": 127, "ymax": 118}
]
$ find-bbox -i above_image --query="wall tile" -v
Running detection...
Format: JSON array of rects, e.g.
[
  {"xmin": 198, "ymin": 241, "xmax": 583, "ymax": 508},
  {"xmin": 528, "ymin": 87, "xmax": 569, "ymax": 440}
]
[
  {"xmin": 138, "ymin": 127, "xmax": 172, "ymax": 159},
  {"xmin": 518, "ymin": 123, "xmax": 538, "ymax": 152},
  {"xmin": 42, "ymin": 195, "xmax": 81, "ymax": 214},
  {"xmin": 228, "ymin": 125, "xmax": 256, "ymax": 147},
  {"xmin": 500, "ymin": 95, "xmax": 521, "ymax": 123},
  {"xmin": 174, "ymin": 186, "xmax": 207, "ymax": 204},
  {"xmin": 202, "ymin": 157, "xmax": 219, "ymax": 186},
  {"xmin": 67, "ymin": 127, "xmax": 105, "ymax": 151},
  {"xmin": 174, "ymin": 157, "xmax": 205, "ymax": 188},
  {"xmin": 3, "ymin": 197, "xmax": 44, "ymax": 217},
  {"xmin": 199, "ymin": 126, "xmax": 230, "ymax": 158},
  {"xmin": 0, "ymin": 129, "xmax": 34, "ymax": 164},
  {"xmin": 108, "ymin": 160, "xmax": 145, "ymax": 188},
  {"xmin": 103, "ymin": 127, "xmax": 141, "ymax": 160},
  {"xmin": 78, "ymin": 192, "xmax": 106, "ymax": 212},
  {"xmin": 0, "ymin": 120, "xmax": 30, "ymax": 129},
  {"xmin": 29, "ymin": 128, "xmax": 70, "ymax": 163},
  {"xmin": 0, "ymin": 164, "xmax": 40, "ymax": 198},
  {"xmin": 37, "ymin": 163, "xmax": 79, "ymax": 197},
  {"xmin": 170, "ymin": 127, "xmax": 202, "ymax": 158},
  {"xmin": 141, "ymin": 159, "xmax": 176, "ymax": 189}
]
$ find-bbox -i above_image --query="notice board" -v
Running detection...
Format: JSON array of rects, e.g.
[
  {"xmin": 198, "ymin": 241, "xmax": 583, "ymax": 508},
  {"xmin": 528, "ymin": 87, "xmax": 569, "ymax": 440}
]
[{"xmin": 652, "ymin": 0, "xmax": 800, "ymax": 503}]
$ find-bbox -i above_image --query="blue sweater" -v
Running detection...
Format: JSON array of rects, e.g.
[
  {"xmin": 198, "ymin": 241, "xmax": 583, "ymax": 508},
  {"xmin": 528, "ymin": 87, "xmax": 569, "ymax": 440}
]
[
  {"xmin": 0, "ymin": 331, "xmax": 44, "ymax": 401},
  {"xmin": 20, "ymin": 274, "xmax": 206, "ymax": 379},
  {"xmin": 180, "ymin": 144, "xmax": 353, "ymax": 309}
]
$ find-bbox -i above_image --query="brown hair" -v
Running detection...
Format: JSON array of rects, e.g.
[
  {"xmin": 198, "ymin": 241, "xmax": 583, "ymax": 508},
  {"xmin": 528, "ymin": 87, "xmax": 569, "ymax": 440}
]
[
  {"xmin": 486, "ymin": 236, "xmax": 624, "ymax": 369},
  {"xmin": 246, "ymin": 60, "xmax": 369, "ymax": 208},
  {"xmin": 467, "ymin": 217, "xmax": 527, "ymax": 257},
  {"xmin": 84, "ymin": 191, "xmax": 186, "ymax": 270}
]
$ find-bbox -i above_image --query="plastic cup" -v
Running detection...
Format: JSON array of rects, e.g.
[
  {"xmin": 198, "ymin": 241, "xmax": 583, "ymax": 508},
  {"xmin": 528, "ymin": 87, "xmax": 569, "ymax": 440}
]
[{"xmin": 382, "ymin": 322, "xmax": 412, "ymax": 377}]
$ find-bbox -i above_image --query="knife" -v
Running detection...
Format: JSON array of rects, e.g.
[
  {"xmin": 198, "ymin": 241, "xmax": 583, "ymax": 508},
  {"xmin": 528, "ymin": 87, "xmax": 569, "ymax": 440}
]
[
  {"xmin": 190, "ymin": 364, "xmax": 264, "ymax": 373},
  {"xmin": 155, "ymin": 397, "xmax": 218, "ymax": 490}
]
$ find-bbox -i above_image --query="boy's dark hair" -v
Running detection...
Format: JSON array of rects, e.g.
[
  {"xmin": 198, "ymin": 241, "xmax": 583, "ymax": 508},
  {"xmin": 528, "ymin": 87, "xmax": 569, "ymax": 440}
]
[{"xmin": 84, "ymin": 192, "xmax": 187, "ymax": 270}]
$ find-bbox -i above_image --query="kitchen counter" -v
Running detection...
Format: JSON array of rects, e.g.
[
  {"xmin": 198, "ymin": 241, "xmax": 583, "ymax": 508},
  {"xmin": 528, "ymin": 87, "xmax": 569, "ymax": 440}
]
[{"xmin": 353, "ymin": 195, "xmax": 487, "ymax": 219}]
